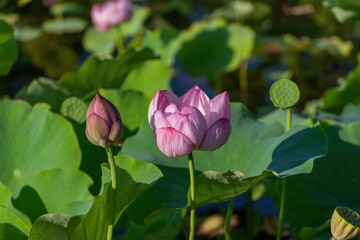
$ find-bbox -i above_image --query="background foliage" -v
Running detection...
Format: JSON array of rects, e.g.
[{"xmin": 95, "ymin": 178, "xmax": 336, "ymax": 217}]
[{"xmin": 1, "ymin": 0, "xmax": 360, "ymax": 239}]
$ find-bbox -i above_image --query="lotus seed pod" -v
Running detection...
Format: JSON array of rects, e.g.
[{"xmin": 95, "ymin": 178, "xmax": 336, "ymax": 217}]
[
  {"xmin": 269, "ymin": 79, "xmax": 300, "ymax": 109},
  {"xmin": 330, "ymin": 206, "xmax": 360, "ymax": 240},
  {"xmin": 61, "ymin": 97, "xmax": 87, "ymax": 124}
]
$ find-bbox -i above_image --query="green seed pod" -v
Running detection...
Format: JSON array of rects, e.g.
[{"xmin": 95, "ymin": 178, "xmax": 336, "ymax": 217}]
[
  {"xmin": 61, "ymin": 97, "xmax": 88, "ymax": 124},
  {"xmin": 269, "ymin": 79, "xmax": 300, "ymax": 109},
  {"xmin": 331, "ymin": 206, "xmax": 360, "ymax": 240}
]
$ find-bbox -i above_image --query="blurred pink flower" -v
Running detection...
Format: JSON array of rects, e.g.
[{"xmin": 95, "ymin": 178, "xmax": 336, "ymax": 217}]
[
  {"xmin": 43, "ymin": 0, "xmax": 58, "ymax": 8},
  {"xmin": 86, "ymin": 94, "xmax": 123, "ymax": 148},
  {"xmin": 148, "ymin": 86, "xmax": 231, "ymax": 158},
  {"xmin": 91, "ymin": 0, "xmax": 133, "ymax": 32}
]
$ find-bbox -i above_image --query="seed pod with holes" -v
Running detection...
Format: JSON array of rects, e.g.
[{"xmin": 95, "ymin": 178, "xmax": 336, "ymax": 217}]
[{"xmin": 330, "ymin": 206, "xmax": 360, "ymax": 240}]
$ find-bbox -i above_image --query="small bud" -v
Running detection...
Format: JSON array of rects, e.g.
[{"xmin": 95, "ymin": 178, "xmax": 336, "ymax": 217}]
[
  {"xmin": 85, "ymin": 94, "xmax": 123, "ymax": 148},
  {"xmin": 331, "ymin": 206, "xmax": 360, "ymax": 240}
]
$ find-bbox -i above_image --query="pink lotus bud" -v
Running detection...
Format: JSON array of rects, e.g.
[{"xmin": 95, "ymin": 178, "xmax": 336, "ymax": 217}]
[
  {"xmin": 85, "ymin": 94, "xmax": 123, "ymax": 148},
  {"xmin": 148, "ymin": 86, "xmax": 231, "ymax": 158},
  {"xmin": 91, "ymin": 0, "xmax": 133, "ymax": 32}
]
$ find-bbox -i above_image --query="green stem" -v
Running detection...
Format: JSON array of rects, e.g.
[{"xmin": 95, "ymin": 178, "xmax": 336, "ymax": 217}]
[
  {"xmin": 246, "ymin": 189, "xmax": 253, "ymax": 240},
  {"xmin": 115, "ymin": 26, "xmax": 124, "ymax": 56},
  {"xmin": 276, "ymin": 179, "xmax": 286, "ymax": 240},
  {"xmin": 224, "ymin": 198, "xmax": 235, "ymax": 240},
  {"xmin": 106, "ymin": 147, "xmax": 117, "ymax": 240},
  {"xmin": 276, "ymin": 108, "xmax": 292, "ymax": 240},
  {"xmin": 239, "ymin": 60, "xmax": 249, "ymax": 106},
  {"xmin": 188, "ymin": 152, "xmax": 196, "ymax": 240},
  {"xmin": 286, "ymin": 108, "xmax": 292, "ymax": 131}
]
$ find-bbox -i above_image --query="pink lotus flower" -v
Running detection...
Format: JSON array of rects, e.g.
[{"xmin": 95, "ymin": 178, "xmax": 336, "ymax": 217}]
[
  {"xmin": 148, "ymin": 86, "xmax": 231, "ymax": 158},
  {"xmin": 91, "ymin": 0, "xmax": 132, "ymax": 32},
  {"xmin": 86, "ymin": 94, "xmax": 123, "ymax": 148}
]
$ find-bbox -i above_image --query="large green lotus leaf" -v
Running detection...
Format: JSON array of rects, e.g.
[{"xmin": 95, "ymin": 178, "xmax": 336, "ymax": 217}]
[
  {"xmin": 71, "ymin": 122, "xmax": 106, "ymax": 195},
  {"xmin": 120, "ymin": 209, "xmax": 185, "ymax": 240},
  {"xmin": 42, "ymin": 17, "xmax": 87, "ymax": 34},
  {"xmin": 125, "ymin": 166, "xmax": 189, "ymax": 225},
  {"xmin": 194, "ymin": 170, "xmax": 275, "ymax": 206},
  {"xmin": 341, "ymin": 103, "xmax": 360, "ymax": 121},
  {"xmin": 284, "ymin": 123, "xmax": 360, "ymax": 233},
  {"xmin": 29, "ymin": 168, "xmax": 93, "ymax": 214},
  {"xmin": 58, "ymin": 48, "xmax": 155, "ymax": 97},
  {"xmin": 16, "ymin": 78, "xmax": 72, "ymax": 112},
  {"xmin": 141, "ymin": 27, "xmax": 178, "ymax": 62},
  {"xmin": 0, "ymin": 182, "xmax": 31, "ymax": 237},
  {"xmin": 0, "ymin": 100, "xmax": 81, "ymax": 197},
  {"xmin": 121, "ymin": 103, "xmax": 327, "ymax": 177},
  {"xmin": 141, "ymin": 30, "xmax": 166, "ymax": 59},
  {"xmin": 82, "ymin": 27, "xmax": 116, "ymax": 54},
  {"xmin": 163, "ymin": 18, "xmax": 254, "ymax": 77},
  {"xmin": 28, "ymin": 156, "xmax": 162, "ymax": 240},
  {"xmin": 0, "ymin": 20, "xmax": 18, "ymax": 76},
  {"xmin": 28, "ymin": 214, "xmax": 71, "ymax": 240},
  {"xmin": 12, "ymin": 186, "xmax": 47, "ymax": 223},
  {"xmin": 322, "ymin": 55, "xmax": 360, "ymax": 113},
  {"xmin": 122, "ymin": 103, "xmax": 327, "ymax": 223},
  {"xmin": 99, "ymin": 89, "xmax": 151, "ymax": 132},
  {"xmin": 0, "ymin": 224, "xmax": 28, "ymax": 240},
  {"xmin": 119, "ymin": 6, "xmax": 151, "ymax": 37},
  {"xmin": 121, "ymin": 60, "xmax": 172, "ymax": 98}
]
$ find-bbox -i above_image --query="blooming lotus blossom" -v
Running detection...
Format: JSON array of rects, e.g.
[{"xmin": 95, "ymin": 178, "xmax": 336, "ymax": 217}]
[
  {"xmin": 148, "ymin": 86, "xmax": 231, "ymax": 157},
  {"xmin": 91, "ymin": 0, "xmax": 132, "ymax": 32},
  {"xmin": 86, "ymin": 94, "xmax": 123, "ymax": 148}
]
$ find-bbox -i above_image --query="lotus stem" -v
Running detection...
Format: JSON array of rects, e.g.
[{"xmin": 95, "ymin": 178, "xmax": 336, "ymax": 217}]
[
  {"xmin": 225, "ymin": 198, "xmax": 235, "ymax": 240},
  {"xmin": 188, "ymin": 152, "xmax": 196, "ymax": 240},
  {"xmin": 116, "ymin": 27, "xmax": 124, "ymax": 56},
  {"xmin": 276, "ymin": 108, "xmax": 292, "ymax": 240},
  {"xmin": 106, "ymin": 147, "xmax": 117, "ymax": 240}
]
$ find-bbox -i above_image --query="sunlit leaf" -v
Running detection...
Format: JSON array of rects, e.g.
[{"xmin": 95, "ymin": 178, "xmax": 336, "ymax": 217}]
[
  {"xmin": 28, "ymin": 156, "xmax": 162, "ymax": 240},
  {"xmin": 122, "ymin": 60, "xmax": 172, "ymax": 98},
  {"xmin": 42, "ymin": 17, "xmax": 87, "ymax": 34},
  {"xmin": 16, "ymin": 77, "xmax": 72, "ymax": 112},
  {"xmin": 82, "ymin": 27, "xmax": 116, "ymax": 54},
  {"xmin": 59, "ymin": 48, "xmax": 155, "ymax": 97},
  {"xmin": 0, "ymin": 182, "xmax": 32, "ymax": 237},
  {"xmin": 0, "ymin": 100, "xmax": 82, "ymax": 197}
]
